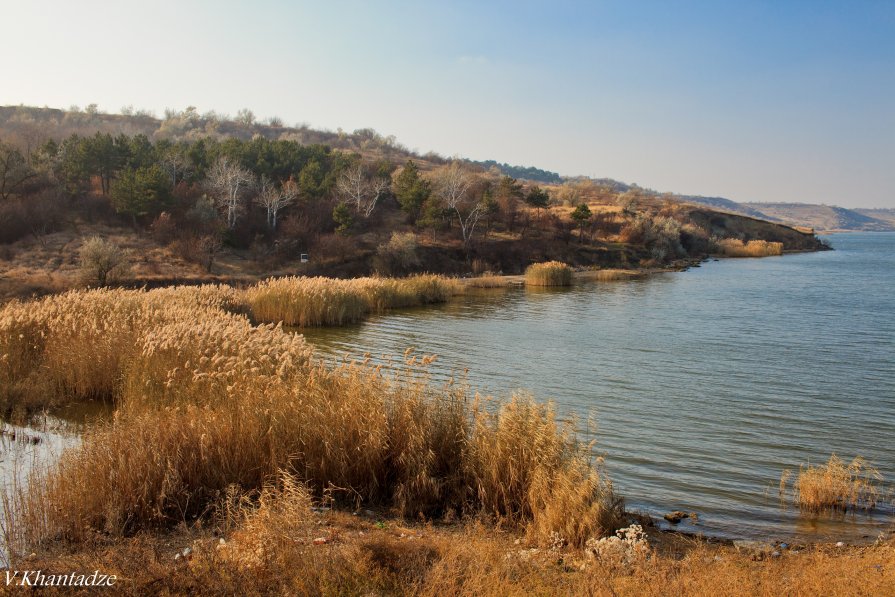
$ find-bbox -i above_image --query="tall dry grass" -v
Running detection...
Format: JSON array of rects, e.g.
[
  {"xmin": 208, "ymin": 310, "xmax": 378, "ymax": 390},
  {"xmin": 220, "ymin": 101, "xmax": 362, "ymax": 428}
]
[
  {"xmin": 244, "ymin": 274, "xmax": 462, "ymax": 327},
  {"xmin": 464, "ymin": 274, "xmax": 508, "ymax": 289},
  {"xmin": 1, "ymin": 283, "xmax": 621, "ymax": 560},
  {"xmin": 781, "ymin": 455, "xmax": 885, "ymax": 513},
  {"xmin": 0, "ymin": 285, "xmax": 244, "ymax": 414},
  {"xmin": 714, "ymin": 238, "xmax": 784, "ymax": 257},
  {"xmin": 524, "ymin": 261, "xmax": 573, "ymax": 287},
  {"xmin": 580, "ymin": 269, "xmax": 643, "ymax": 282}
]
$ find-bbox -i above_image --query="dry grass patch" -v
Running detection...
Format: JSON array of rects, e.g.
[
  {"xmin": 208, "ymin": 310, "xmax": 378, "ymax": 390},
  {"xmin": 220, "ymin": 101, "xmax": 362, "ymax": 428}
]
[
  {"xmin": 714, "ymin": 238, "xmax": 784, "ymax": 257},
  {"xmin": 524, "ymin": 261, "xmax": 573, "ymax": 287},
  {"xmin": 244, "ymin": 274, "xmax": 462, "ymax": 327},
  {"xmin": 464, "ymin": 274, "xmax": 508, "ymax": 288},
  {"xmin": 781, "ymin": 455, "xmax": 886, "ymax": 513},
  {"xmin": 581, "ymin": 269, "xmax": 643, "ymax": 282},
  {"xmin": 11, "ymin": 519, "xmax": 895, "ymax": 596}
]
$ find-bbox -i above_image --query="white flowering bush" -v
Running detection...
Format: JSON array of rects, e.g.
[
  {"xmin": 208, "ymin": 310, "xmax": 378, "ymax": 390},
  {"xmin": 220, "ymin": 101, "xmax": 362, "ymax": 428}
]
[{"xmin": 584, "ymin": 524, "xmax": 650, "ymax": 565}]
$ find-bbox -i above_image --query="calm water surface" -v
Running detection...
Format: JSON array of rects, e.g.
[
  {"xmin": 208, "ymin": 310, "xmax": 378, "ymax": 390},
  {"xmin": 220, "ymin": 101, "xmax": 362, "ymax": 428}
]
[{"xmin": 302, "ymin": 233, "xmax": 895, "ymax": 542}]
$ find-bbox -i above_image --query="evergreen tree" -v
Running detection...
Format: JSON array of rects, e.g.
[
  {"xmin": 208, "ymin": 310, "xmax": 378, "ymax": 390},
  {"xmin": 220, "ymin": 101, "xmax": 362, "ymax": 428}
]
[
  {"xmin": 393, "ymin": 160, "xmax": 430, "ymax": 222},
  {"xmin": 110, "ymin": 165, "xmax": 172, "ymax": 225}
]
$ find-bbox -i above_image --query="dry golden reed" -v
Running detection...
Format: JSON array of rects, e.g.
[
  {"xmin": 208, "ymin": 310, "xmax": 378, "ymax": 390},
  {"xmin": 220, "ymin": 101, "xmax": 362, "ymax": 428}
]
[
  {"xmin": 715, "ymin": 238, "xmax": 784, "ymax": 257},
  {"xmin": 581, "ymin": 269, "xmax": 643, "ymax": 282},
  {"xmin": 780, "ymin": 454, "xmax": 884, "ymax": 513},
  {"xmin": 0, "ymin": 282, "xmax": 620, "ymax": 559},
  {"xmin": 524, "ymin": 261, "xmax": 573, "ymax": 287},
  {"xmin": 244, "ymin": 274, "xmax": 462, "ymax": 327},
  {"xmin": 465, "ymin": 274, "xmax": 508, "ymax": 288}
]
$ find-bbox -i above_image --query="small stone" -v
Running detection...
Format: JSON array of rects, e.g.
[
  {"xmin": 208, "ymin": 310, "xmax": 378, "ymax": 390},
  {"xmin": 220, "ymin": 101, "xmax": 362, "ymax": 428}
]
[
  {"xmin": 836, "ymin": 541, "xmax": 845, "ymax": 548},
  {"xmin": 664, "ymin": 511, "xmax": 690, "ymax": 524},
  {"xmin": 771, "ymin": 551, "xmax": 781, "ymax": 558},
  {"xmin": 219, "ymin": 538, "xmax": 226, "ymax": 545}
]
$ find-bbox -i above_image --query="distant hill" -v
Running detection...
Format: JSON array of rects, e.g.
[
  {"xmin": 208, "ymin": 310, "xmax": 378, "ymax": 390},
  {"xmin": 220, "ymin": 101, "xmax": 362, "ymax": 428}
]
[
  {"xmin": 854, "ymin": 208, "xmax": 895, "ymax": 229},
  {"xmin": 743, "ymin": 203, "xmax": 895, "ymax": 232},
  {"xmin": 668, "ymin": 192, "xmax": 895, "ymax": 232}
]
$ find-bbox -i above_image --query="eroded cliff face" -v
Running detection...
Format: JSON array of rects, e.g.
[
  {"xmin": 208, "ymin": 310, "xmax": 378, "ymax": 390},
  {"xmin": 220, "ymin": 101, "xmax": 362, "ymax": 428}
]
[{"xmin": 686, "ymin": 209, "xmax": 829, "ymax": 252}]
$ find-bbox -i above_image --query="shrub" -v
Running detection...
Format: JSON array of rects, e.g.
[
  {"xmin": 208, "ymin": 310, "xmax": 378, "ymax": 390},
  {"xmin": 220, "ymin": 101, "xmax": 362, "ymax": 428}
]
[
  {"xmin": 525, "ymin": 261, "xmax": 572, "ymax": 287},
  {"xmin": 373, "ymin": 232, "xmax": 421, "ymax": 276},
  {"xmin": 78, "ymin": 236, "xmax": 130, "ymax": 286}
]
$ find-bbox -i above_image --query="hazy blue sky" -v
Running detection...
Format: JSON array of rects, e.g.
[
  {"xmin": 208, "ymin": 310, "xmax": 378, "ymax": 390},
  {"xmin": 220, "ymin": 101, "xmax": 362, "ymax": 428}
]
[{"xmin": 3, "ymin": 1, "xmax": 894, "ymax": 207}]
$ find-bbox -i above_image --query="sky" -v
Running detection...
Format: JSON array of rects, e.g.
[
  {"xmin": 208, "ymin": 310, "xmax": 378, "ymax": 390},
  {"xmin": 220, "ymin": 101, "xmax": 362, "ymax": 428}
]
[{"xmin": 2, "ymin": 0, "xmax": 894, "ymax": 208}]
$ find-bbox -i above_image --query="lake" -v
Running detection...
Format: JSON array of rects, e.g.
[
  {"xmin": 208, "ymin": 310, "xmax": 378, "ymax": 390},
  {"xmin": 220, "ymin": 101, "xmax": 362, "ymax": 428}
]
[{"xmin": 302, "ymin": 232, "xmax": 895, "ymax": 542}]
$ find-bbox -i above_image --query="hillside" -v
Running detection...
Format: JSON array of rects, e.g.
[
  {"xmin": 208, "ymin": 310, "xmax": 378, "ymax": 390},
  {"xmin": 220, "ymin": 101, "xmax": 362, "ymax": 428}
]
[
  {"xmin": 855, "ymin": 208, "xmax": 895, "ymax": 229},
  {"xmin": 674, "ymin": 192, "xmax": 894, "ymax": 232},
  {"xmin": 0, "ymin": 104, "xmax": 827, "ymax": 301}
]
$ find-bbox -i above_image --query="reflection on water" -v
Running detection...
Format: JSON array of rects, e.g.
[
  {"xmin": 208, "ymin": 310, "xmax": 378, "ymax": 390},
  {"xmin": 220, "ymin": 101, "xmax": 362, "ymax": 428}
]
[
  {"xmin": 0, "ymin": 417, "xmax": 81, "ymax": 565},
  {"xmin": 302, "ymin": 233, "xmax": 895, "ymax": 542}
]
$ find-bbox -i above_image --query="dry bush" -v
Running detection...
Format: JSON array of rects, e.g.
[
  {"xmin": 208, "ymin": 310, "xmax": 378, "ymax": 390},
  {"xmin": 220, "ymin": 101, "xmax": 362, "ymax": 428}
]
[
  {"xmin": 150, "ymin": 211, "xmax": 177, "ymax": 245},
  {"xmin": 524, "ymin": 261, "xmax": 572, "ymax": 287},
  {"xmin": 373, "ymin": 232, "xmax": 421, "ymax": 276},
  {"xmin": 78, "ymin": 236, "xmax": 130, "ymax": 286},
  {"xmin": 714, "ymin": 238, "xmax": 783, "ymax": 257},
  {"xmin": 781, "ymin": 455, "xmax": 885, "ymax": 513},
  {"xmin": 620, "ymin": 213, "xmax": 685, "ymax": 262},
  {"xmin": 215, "ymin": 471, "xmax": 314, "ymax": 569}
]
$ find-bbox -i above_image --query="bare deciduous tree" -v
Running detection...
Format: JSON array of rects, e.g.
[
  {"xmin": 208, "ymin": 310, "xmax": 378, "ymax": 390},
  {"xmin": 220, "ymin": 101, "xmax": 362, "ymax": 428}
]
[
  {"xmin": 433, "ymin": 161, "xmax": 483, "ymax": 252},
  {"xmin": 159, "ymin": 144, "xmax": 190, "ymax": 186},
  {"xmin": 205, "ymin": 156, "xmax": 254, "ymax": 228},
  {"xmin": 336, "ymin": 163, "xmax": 390, "ymax": 218},
  {"xmin": 257, "ymin": 176, "xmax": 299, "ymax": 230},
  {"xmin": 0, "ymin": 141, "xmax": 37, "ymax": 201}
]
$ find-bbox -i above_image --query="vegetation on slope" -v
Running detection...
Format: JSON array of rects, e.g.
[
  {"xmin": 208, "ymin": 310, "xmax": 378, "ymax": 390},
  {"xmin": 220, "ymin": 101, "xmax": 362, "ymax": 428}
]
[{"xmin": 0, "ymin": 105, "xmax": 827, "ymax": 301}]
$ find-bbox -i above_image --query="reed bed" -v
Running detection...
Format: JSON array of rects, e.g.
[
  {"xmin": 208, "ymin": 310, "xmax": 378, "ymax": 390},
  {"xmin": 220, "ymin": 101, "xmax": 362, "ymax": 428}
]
[
  {"xmin": 465, "ymin": 274, "xmax": 508, "ymax": 288},
  {"xmin": 524, "ymin": 261, "xmax": 573, "ymax": 287},
  {"xmin": 581, "ymin": 269, "xmax": 643, "ymax": 282},
  {"xmin": 0, "ymin": 285, "xmax": 240, "ymax": 412},
  {"xmin": 1, "ymin": 283, "xmax": 621, "ymax": 560},
  {"xmin": 714, "ymin": 238, "xmax": 784, "ymax": 257},
  {"xmin": 780, "ymin": 455, "xmax": 885, "ymax": 513},
  {"xmin": 244, "ymin": 274, "xmax": 462, "ymax": 327}
]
